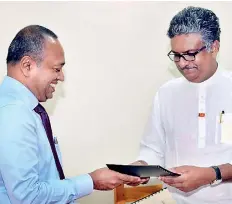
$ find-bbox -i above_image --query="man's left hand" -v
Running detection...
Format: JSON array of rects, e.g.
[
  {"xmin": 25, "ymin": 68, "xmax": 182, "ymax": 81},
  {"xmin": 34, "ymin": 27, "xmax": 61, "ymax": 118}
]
[{"xmin": 159, "ymin": 165, "xmax": 216, "ymax": 192}]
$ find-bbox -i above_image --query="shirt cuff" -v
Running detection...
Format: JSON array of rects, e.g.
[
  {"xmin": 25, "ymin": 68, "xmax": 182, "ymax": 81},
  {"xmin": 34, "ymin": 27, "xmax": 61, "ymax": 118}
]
[{"xmin": 74, "ymin": 174, "xmax": 94, "ymax": 198}]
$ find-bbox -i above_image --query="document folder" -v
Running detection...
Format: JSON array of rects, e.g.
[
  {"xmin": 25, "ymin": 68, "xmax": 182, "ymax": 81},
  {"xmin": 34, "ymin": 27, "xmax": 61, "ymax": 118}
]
[{"xmin": 106, "ymin": 164, "xmax": 180, "ymax": 177}]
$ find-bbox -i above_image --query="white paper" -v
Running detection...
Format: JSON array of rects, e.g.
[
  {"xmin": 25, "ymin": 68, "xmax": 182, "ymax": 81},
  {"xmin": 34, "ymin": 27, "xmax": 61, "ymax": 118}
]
[
  {"xmin": 131, "ymin": 188, "xmax": 176, "ymax": 204},
  {"xmin": 221, "ymin": 113, "xmax": 232, "ymax": 144}
]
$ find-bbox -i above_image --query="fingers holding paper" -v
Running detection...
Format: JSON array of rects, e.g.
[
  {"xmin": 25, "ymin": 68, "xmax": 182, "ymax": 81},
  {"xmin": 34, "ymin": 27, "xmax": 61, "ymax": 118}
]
[
  {"xmin": 126, "ymin": 177, "xmax": 150, "ymax": 186},
  {"xmin": 89, "ymin": 167, "xmax": 142, "ymax": 190},
  {"xmin": 159, "ymin": 165, "xmax": 216, "ymax": 192},
  {"xmin": 126, "ymin": 160, "xmax": 150, "ymax": 186}
]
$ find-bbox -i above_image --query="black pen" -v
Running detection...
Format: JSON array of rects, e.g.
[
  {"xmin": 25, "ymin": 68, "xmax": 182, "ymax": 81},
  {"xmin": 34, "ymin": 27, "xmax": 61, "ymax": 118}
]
[{"xmin": 220, "ymin": 110, "xmax": 225, "ymax": 123}]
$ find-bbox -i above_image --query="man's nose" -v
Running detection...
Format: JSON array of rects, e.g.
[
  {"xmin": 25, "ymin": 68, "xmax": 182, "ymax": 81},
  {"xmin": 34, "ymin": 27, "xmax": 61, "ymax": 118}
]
[
  {"xmin": 176, "ymin": 56, "xmax": 190, "ymax": 69},
  {"xmin": 57, "ymin": 70, "xmax": 65, "ymax": 82}
]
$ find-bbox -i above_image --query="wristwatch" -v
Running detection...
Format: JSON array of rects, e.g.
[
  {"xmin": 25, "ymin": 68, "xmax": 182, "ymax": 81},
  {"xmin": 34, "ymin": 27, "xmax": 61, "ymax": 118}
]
[{"xmin": 210, "ymin": 166, "xmax": 222, "ymax": 186}]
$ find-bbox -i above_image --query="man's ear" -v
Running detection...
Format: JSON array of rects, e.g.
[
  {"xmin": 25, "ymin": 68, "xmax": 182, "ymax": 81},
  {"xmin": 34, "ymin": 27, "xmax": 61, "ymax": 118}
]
[
  {"xmin": 19, "ymin": 56, "xmax": 36, "ymax": 77},
  {"xmin": 211, "ymin": 40, "xmax": 220, "ymax": 59}
]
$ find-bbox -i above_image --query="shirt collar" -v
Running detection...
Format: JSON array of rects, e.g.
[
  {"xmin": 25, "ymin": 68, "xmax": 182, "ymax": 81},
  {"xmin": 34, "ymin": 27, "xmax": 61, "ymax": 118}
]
[
  {"xmin": 1, "ymin": 76, "xmax": 38, "ymax": 110},
  {"xmin": 184, "ymin": 64, "xmax": 221, "ymax": 87}
]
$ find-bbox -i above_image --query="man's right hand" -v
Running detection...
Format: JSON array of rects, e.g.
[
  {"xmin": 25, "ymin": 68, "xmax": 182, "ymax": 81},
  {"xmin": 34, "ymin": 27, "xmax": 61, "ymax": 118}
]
[
  {"xmin": 89, "ymin": 167, "xmax": 142, "ymax": 190},
  {"xmin": 127, "ymin": 160, "xmax": 150, "ymax": 186}
]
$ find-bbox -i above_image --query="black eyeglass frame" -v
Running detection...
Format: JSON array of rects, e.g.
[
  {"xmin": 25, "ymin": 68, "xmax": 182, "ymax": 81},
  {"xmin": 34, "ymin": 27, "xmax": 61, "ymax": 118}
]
[{"xmin": 167, "ymin": 46, "xmax": 206, "ymax": 62}]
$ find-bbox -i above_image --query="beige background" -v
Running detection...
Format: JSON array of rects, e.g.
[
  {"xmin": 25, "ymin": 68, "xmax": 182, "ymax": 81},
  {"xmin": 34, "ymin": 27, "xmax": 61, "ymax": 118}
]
[{"xmin": 0, "ymin": 1, "xmax": 232, "ymax": 203}]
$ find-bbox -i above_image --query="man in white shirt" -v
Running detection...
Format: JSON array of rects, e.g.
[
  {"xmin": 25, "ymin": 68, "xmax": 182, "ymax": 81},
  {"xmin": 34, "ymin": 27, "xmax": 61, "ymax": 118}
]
[{"xmin": 133, "ymin": 6, "xmax": 232, "ymax": 204}]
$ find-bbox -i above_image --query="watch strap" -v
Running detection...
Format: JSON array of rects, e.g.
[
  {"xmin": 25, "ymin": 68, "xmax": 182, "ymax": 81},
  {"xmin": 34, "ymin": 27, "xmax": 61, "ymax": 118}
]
[{"xmin": 211, "ymin": 166, "xmax": 222, "ymax": 181}]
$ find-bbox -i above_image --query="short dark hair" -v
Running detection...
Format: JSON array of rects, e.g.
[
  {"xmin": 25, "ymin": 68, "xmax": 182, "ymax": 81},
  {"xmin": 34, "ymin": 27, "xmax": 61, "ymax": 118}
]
[
  {"xmin": 6, "ymin": 25, "xmax": 58, "ymax": 65},
  {"xmin": 167, "ymin": 6, "xmax": 221, "ymax": 50}
]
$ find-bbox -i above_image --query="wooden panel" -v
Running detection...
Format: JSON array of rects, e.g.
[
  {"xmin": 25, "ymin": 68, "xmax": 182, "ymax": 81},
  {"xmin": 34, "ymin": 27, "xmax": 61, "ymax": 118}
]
[
  {"xmin": 124, "ymin": 184, "xmax": 163, "ymax": 202},
  {"xmin": 114, "ymin": 184, "xmax": 163, "ymax": 204},
  {"xmin": 114, "ymin": 184, "xmax": 126, "ymax": 204}
]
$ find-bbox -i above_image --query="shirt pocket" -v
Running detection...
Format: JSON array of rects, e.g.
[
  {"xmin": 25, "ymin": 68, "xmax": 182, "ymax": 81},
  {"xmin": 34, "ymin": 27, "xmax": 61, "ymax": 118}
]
[{"xmin": 217, "ymin": 113, "xmax": 232, "ymax": 145}]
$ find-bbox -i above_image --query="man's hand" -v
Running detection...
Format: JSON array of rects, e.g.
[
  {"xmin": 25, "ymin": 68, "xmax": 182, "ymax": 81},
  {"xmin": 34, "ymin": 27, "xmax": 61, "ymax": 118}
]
[
  {"xmin": 89, "ymin": 167, "xmax": 142, "ymax": 190},
  {"xmin": 159, "ymin": 165, "xmax": 216, "ymax": 192},
  {"xmin": 126, "ymin": 160, "xmax": 150, "ymax": 186}
]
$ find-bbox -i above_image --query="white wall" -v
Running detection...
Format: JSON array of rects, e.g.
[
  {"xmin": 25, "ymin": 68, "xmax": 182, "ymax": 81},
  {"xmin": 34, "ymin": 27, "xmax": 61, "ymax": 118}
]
[{"xmin": 0, "ymin": 1, "xmax": 232, "ymax": 203}]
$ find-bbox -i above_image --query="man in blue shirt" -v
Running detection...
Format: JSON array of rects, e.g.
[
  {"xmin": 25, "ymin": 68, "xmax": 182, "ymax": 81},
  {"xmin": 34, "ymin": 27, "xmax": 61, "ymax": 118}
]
[{"xmin": 0, "ymin": 25, "xmax": 142, "ymax": 203}]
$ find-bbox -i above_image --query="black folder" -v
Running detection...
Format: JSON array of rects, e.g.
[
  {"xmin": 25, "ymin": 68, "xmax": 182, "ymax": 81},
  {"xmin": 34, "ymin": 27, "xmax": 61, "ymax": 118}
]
[{"xmin": 106, "ymin": 164, "xmax": 180, "ymax": 177}]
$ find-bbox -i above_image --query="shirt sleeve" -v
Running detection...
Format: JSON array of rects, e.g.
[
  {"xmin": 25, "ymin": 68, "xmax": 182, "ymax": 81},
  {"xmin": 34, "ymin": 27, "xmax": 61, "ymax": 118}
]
[
  {"xmin": 137, "ymin": 91, "xmax": 166, "ymax": 166},
  {"xmin": 0, "ymin": 104, "xmax": 93, "ymax": 204}
]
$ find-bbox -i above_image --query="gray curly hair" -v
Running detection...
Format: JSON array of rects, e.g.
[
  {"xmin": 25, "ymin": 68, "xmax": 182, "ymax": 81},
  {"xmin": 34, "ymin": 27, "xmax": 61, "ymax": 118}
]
[{"xmin": 167, "ymin": 6, "xmax": 221, "ymax": 51}]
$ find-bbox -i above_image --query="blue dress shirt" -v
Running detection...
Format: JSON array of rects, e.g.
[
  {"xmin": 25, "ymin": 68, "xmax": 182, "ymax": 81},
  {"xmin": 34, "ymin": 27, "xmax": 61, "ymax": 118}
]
[{"xmin": 0, "ymin": 76, "xmax": 93, "ymax": 203}]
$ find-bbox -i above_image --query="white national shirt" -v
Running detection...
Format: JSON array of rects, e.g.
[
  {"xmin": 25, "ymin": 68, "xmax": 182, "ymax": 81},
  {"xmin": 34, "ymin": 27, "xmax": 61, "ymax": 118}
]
[{"xmin": 137, "ymin": 66, "xmax": 232, "ymax": 204}]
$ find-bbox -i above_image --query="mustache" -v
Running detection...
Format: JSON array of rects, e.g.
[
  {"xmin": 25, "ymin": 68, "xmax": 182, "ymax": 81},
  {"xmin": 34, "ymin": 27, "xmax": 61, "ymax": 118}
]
[{"xmin": 179, "ymin": 66, "xmax": 198, "ymax": 70}]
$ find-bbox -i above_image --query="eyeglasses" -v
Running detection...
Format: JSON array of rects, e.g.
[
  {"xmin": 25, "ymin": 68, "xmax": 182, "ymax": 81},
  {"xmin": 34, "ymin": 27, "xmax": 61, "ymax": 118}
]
[{"xmin": 167, "ymin": 46, "xmax": 206, "ymax": 62}]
